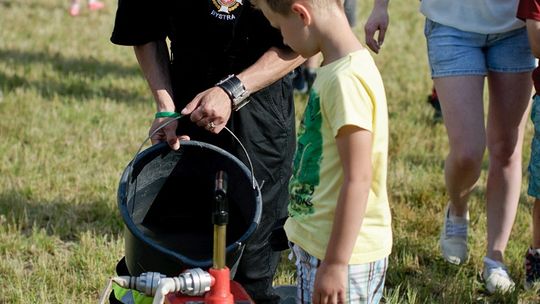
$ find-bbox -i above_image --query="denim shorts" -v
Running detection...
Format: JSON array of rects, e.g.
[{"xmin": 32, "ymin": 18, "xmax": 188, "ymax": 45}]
[
  {"xmin": 289, "ymin": 243, "xmax": 388, "ymax": 304},
  {"xmin": 424, "ymin": 19, "xmax": 535, "ymax": 78},
  {"xmin": 529, "ymin": 95, "xmax": 540, "ymax": 198}
]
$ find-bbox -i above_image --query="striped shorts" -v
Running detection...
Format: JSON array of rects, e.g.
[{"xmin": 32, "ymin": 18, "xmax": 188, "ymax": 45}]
[{"xmin": 290, "ymin": 243, "xmax": 388, "ymax": 304}]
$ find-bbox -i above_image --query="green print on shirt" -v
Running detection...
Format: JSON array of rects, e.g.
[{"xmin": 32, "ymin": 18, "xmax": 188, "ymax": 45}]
[{"xmin": 289, "ymin": 90, "xmax": 323, "ymax": 217}]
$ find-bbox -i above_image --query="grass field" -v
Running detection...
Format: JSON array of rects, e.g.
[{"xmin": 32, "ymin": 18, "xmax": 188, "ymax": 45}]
[{"xmin": 1, "ymin": 0, "xmax": 539, "ymax": 303}]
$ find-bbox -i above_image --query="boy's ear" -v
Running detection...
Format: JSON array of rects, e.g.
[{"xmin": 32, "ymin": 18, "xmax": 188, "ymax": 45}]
[{"xmin": 291, "ymin": 2, "xmax": 311, "ymax": 25}]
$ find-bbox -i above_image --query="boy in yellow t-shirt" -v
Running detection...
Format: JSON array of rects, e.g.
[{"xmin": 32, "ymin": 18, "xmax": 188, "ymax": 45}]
[{"xmin": 253, "ymin": 0, "xmax": 392, "ymax": 303}]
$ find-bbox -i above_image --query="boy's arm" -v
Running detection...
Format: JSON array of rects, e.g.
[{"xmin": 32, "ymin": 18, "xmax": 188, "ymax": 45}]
[
  {"xmin": 527, "ymin": 19, "xmax": 540, "ymax": 58},
  {"xmin": 313, "ymin": 125, "xmax": 373, "ymax": 304}
]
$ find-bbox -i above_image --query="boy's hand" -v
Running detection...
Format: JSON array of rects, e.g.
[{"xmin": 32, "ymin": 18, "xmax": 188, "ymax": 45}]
[{"xmin": 313, "ymin": 261, "xmax": 347, "ymax": 304}]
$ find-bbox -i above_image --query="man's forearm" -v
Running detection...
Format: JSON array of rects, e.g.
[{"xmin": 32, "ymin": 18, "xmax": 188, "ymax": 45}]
[
  {"xmin": 134, "ymin": 41, "xmax": 176, "ymax": 112},
  {"xmin": 237, "ymin": 47, "xmax": 304, "ymax": 93}
]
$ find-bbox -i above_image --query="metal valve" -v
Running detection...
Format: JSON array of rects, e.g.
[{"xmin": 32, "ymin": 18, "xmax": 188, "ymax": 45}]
[
  {"xmin": 128, "ymin": 272, "xmax": 165, "ymax": 296},
  {"xmin": 113, "ymin": 268, "xmax": 213, "ymax": 297},
  {"xmin": 175, "ymin": 268, "xmax": 213, "ymax": 296}
]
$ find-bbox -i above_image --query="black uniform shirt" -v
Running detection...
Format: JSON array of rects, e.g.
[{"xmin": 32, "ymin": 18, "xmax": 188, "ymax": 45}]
[{"xmin": 111, "ymin": 0, "xmax": 287, "ymax": 106}]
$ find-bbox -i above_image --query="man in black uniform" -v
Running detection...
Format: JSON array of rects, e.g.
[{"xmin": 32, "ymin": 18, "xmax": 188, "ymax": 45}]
[{"xmin": 110, "ymin": 1, "xmax": 303, "ymax": 303}]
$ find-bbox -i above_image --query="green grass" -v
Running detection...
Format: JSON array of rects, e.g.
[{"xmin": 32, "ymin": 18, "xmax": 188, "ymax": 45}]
[{"xmin": 0, "ymin": 0, "xmax": 538, "ymax": 303}]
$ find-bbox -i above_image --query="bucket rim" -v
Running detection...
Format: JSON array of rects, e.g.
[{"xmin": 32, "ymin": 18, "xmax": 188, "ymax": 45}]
[{"xmin": 117, "ymin": 140, "xmax": 262, "ymax": 268}]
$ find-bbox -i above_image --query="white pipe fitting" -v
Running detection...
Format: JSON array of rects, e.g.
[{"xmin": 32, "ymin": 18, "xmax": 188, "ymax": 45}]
[{"xmin": 111, "ymin": 268, "xmax": 213, "ymax": 304}]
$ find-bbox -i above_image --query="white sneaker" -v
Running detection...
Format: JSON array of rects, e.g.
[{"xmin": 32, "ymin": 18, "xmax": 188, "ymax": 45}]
[
  {"xmin": 482, "ymin": 257, "xmax": 515, "ymax": 294},
  {"xmin": 440, "ymin": 204, "xmax": 468, "ymax": 265}
]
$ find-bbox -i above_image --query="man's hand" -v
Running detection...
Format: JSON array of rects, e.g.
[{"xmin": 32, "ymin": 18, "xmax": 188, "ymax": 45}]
[
  {"xmin": 364, "ymin": 4, "xmax": 389, "ymax": 54},
  {"xmin": 181, "ymin": 86, "xmax": 232, "ymax": 134},
  {"xmin": 149, "ymin": 118, "xmax": 190, "ymax": 150},
  {"xmin": 312, "ymin": 261, "xmax": 347, "ymax": 304}
]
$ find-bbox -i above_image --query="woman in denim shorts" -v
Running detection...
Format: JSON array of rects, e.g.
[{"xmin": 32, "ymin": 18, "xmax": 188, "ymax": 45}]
[{"xmin": 421, "ymin": 0, "xmax": 535, "ymax": 294}]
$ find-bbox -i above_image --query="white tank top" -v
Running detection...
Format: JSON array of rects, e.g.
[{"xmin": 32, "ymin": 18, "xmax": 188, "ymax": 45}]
[{"xmin": 420, "ymin": 0, "xmax": 524, "ymax": 34}]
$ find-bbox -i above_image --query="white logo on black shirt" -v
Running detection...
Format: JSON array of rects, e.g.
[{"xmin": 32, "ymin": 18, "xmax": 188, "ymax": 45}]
[{"xmin": 210, "ymin": 0, "xmax": 243, "ymax": 21}]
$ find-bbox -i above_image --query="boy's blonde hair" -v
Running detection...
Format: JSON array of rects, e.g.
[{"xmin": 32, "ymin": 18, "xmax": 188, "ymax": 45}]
[{"xmin": 253, "ymin": 0, "xmax": 342, "ymax": 16}]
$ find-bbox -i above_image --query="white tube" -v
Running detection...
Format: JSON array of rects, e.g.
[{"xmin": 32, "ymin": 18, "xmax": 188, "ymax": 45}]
[
  {"xmin": 98, "ymin": 278, "xmax": 114, "ymax": 304},
  {"xmin": 111, "ymin": 275, "xmax": 176, "ymax": 304},
  {"xmin": 111, "ymin": 276, "xmax": 132, "ymax": 288},
  {"xmin": 152, "ymin": 278, "xmax": 177, "ymax": 304},
  {"xmin": 109, "ymin": 269, "xmax": 211, "ymax": 302}
]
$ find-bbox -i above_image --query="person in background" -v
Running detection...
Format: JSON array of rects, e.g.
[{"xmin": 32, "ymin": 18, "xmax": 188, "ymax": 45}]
[
  {"xmin": 69, "ymin": 0, "xmax": 104, "ymax": 17},
  {"xmin": 254, "ymin": 0, "xmax": 392, "ymax": 302},
  {"xmin": 365, "ymin": 0, "xmax": 442, "ymax": 122},
  {"xmin": 364, "ymin": 0, "xmax": 388, "ymax": 55},
  {"xmin": 109, "ymin": 1, "xmax": 303, "ymax": 303},
  {"xmin": 423, "ymin": 0, "xmax": 534, "ymax": 294},
  {"xmin": 517, "ymin": 0, "xmax": 540, "ymax": 290},
  {"xmin": 367, "ymin": 0, "xmax": 535, "ymax": 294}
]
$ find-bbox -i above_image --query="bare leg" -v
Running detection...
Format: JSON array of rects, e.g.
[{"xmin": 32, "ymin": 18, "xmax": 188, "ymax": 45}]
[
  {"xmin": 485, "ymin": 71, "xmax": 532, "ymax": 262},
  {"xmin": 434, "ymin": 76, "xmax": 486, "ymax": 217}
]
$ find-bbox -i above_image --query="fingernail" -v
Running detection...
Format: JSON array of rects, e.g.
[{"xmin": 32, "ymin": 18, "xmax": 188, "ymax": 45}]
[{"xmin": 180, "ymin": 108, "xmax": 188, "ymax": 114}]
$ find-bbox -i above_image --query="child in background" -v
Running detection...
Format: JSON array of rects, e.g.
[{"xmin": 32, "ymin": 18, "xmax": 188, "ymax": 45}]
[
  {"xmin": 254, "ymin": 0, "xmax": 392, "ymax": 302},
  {"xmin": 517, "ymin": 0, "xmax": 540, "ymax": 289},
  {"xmin": 69, "ymin": 0, "xmax": 105, "ymax": 17}
]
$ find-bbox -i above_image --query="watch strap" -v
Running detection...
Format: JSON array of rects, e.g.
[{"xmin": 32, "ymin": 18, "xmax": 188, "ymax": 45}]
[{"xmin": 216, "ymin": 74, "xmax": 251, "ymax": 111}]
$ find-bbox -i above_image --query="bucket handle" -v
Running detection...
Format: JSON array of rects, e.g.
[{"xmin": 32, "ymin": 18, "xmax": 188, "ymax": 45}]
[{"xmin": 128, "ymin": 115, "xmax": 257, "ymax": 189}]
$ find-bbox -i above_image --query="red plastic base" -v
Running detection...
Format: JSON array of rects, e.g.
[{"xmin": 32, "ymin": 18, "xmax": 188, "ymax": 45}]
[
  {"xmin": 204, "ymin": 268, "xmax": 233, "ymax": 304},
  {"xmin": 165, "ymin": 268, "xmax": 253, "ymax": 304},
  {"xmin": 165, "ymin": 281, "xmax": 253, "ymax": 304}
]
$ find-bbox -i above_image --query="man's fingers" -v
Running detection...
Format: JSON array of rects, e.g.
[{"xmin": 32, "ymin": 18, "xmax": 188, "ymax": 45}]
[
  {"xmin": 210, "ymin": 123, "xmax": 225, "ymax": 134},
  {"xmin": 150, "ymin": 126, "xmax": 166, "ymax": 145},
  {"xmin": 189, "ymin": 100, "xmax": 209, "ymax": 123},
  {"xmin": 164, "ymin": 126, "xmax": 180, "ymax": 150},
  {"xmin": 181, "ymin": 98, "xmax": 199, "ymax": 116},
  {"xmin": 338, "ymin": 291, "xmax": 346, "ymax": 304},
  {"xmin": 150, "ymin": 135, "xmax": 160, "ymax": 146},
  {"xmin": 168, "ymin": 138, "xmax": 179, "ymax": 150}
]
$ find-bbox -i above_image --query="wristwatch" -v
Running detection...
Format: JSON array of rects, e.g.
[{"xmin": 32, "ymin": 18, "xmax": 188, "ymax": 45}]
[{"xmin": 216, "ymin": 74, "xmax": 251, "ymax": 111}]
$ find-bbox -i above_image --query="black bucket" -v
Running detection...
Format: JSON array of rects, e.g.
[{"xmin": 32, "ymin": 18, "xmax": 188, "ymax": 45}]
[{"xmin": 117, "ymin": 141, "xmax": 262, "ymax": 276}]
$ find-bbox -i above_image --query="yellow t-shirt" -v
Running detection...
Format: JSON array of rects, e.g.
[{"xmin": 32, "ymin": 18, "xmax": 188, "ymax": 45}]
[{"xmin": 284, "ymin": 49, "xmax": 392, "ymax": 264}]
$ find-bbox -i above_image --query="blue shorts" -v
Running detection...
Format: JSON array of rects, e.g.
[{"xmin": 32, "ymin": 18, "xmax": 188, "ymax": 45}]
[
  {"xmin": 424, "ymin": 19, "xmax": 535, "ymax": 78},
  {"xmin": 290, "ymin": 243, "xmax": 388, "ymax": 304},
  {"xmin": 529, "ymin": 95, "xmax": 540, "ymax": 198}
]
